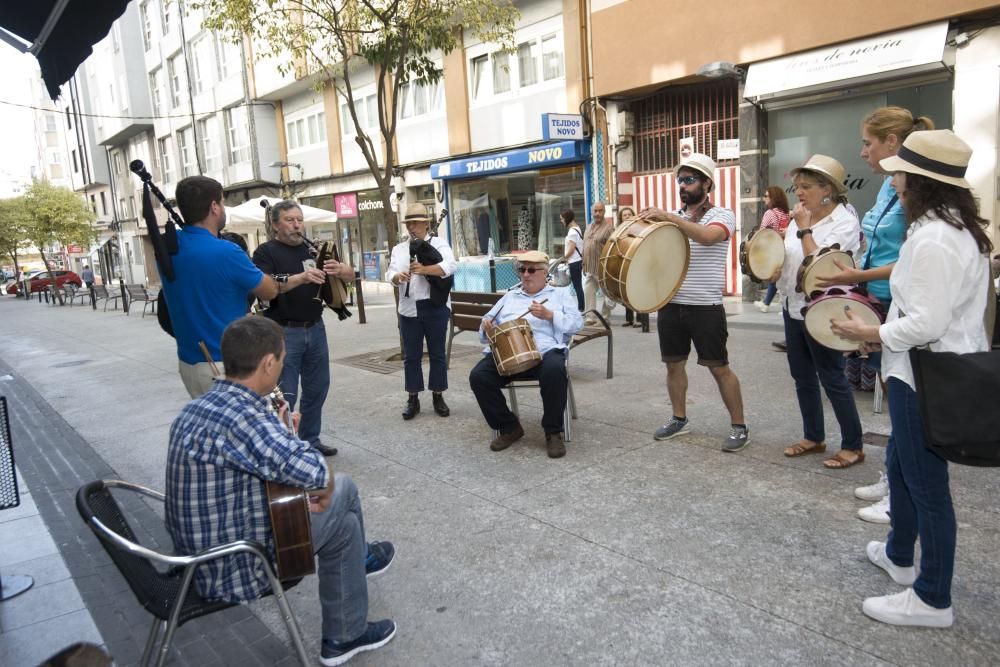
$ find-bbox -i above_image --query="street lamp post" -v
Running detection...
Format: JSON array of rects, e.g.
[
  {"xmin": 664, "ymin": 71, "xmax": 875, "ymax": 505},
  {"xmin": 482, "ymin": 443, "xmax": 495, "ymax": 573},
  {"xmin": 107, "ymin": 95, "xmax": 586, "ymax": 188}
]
[{"xmin": 268, "ymin": 160, "xmax": 303, "ymax": 198}]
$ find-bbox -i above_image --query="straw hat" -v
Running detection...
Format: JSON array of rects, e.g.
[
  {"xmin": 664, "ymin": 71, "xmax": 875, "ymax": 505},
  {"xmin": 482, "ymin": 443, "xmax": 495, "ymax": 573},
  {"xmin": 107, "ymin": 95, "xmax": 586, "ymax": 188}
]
[
  {"xmin": 517, "ymin": 250, "xmax": 550, "ymax": 264},
  {"xmin": 790, "ymin": 154, "xmax": 848, "ymax": 194},
  {"xmin": 677, "ymin": 152, "xmax": 716, "ymax": 181},
  {"xmin": 879, "ymin": 130, "xmax": 972, "ymax": 189},
  {"xmin": 403, "ymin": 203, "xmax": 432, "ymax": 222}
]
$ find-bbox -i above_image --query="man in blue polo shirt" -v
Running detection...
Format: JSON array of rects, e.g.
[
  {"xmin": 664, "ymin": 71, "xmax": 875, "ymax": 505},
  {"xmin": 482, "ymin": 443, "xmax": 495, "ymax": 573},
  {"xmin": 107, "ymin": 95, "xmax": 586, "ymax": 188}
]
[{"xmin": 160, "ymin": 176, "xmax": 278, "ymax": 398}]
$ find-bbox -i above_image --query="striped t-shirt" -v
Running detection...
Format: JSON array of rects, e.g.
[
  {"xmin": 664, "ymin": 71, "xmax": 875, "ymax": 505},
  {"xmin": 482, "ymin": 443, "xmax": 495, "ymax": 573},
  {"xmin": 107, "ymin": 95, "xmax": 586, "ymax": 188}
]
[{"xmin": 671, "ymin": 204, "xmax": 736, "ymax": 306}]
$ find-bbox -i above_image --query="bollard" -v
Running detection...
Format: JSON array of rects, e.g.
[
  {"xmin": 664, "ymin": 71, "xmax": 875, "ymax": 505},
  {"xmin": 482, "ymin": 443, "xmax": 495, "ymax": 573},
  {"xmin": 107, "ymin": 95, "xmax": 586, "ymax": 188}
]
[
  {"xmin": 489, "ymin": 259, "xmax": 497, "ymax": 292},
  {"xmin": 89, "ymin": 285, "xmax": 96, "ymax": 310},
  {"xmin": 119, "ymin": 278, "xmax": 128, "ymax": 314},
  {"xmin": 354, "ymin": 271, "xmax": 366, "ymax": 324}
]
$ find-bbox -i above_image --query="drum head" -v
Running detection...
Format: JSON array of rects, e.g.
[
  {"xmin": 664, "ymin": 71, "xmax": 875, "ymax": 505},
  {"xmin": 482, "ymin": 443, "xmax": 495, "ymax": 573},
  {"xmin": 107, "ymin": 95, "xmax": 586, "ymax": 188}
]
[
  {"xmin": 804, "ymin": 296, "xmax": 882, "ymax": 351},
  {"xmin": 801, "ymin": 250, "xmax": 855, "ymax": 300},
  {"xmin": 620, "ymin": 223, "xmax": 689, "ymax": 313},
  {"xmin": 746, "ymin": 228, "xmax": 784, "ymax": 283}
]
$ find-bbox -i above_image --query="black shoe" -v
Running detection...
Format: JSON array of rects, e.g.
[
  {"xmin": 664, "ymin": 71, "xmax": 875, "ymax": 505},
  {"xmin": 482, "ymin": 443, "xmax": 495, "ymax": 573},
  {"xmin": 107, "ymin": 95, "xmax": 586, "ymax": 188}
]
[
  {"xmin": 545, "ymin": 432, "xmax": 566, "ymax": 458},
  {"xmin": 432, "ymin": 392, "xmax": 450, "ymax": 417},
  {"xmin": 321, "ymin": 620, "xmax": 397, "ymax": 666},
  {"xmin": 771, "ymin": 340, "xmax": 788, "ymax": 352},
  {"xmin": 365, "ymin": 541, "xmax": 395, "ymax": 578},
  {"xmin": 314, "ymin": 442, "xmax": 338, "ymax": 457},
  {"xmin": 402, "ymin": 394, "xmax": 420, "ymax": 420}
]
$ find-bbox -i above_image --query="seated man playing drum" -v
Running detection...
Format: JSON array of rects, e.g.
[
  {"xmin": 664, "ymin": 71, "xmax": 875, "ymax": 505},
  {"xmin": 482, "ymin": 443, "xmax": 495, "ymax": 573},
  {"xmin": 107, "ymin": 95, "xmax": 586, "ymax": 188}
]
[{"xmin": 469, "ymin": 250, "xmax": 584, "ymax": 458}]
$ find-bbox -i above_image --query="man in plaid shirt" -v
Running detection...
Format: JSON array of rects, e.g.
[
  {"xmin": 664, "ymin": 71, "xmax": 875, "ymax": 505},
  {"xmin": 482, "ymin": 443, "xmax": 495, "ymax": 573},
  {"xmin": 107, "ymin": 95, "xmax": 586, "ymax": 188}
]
[{"xmin": 166, "ymin": 316, "xmax": 396, "ymax": 666}]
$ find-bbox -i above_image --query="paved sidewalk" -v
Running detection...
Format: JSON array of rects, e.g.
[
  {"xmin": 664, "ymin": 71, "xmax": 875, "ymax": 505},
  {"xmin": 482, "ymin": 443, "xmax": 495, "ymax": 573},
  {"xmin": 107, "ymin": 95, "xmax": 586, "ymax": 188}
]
[{"xmin": 0, "ymin": 291, "xmax": 998, "ymax": 665}]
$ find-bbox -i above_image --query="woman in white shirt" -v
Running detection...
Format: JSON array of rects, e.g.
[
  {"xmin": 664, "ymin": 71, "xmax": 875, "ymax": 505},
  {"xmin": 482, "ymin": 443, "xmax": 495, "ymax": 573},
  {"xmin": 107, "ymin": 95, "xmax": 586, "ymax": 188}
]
[
  {"xmin": 776, "ymin": 155, "xmax": 865, "ymax": 469},
  {"xmin": 833, "ymin": 130, "xmax": 992, "ymax": 628},
  {"xmin": 560, "ymin": 208, "xmax": 584, "ymax": 312},
  {"xmin": 387, "ymin": 204, "xmax": 458, "ymax": 420}
]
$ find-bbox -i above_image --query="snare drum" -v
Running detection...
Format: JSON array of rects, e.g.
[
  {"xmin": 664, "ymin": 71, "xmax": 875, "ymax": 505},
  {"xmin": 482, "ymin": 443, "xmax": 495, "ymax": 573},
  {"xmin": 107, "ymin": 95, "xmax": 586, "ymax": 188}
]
[
  {"xmin": 739, "ymin": 228, "xmax": 785, "ymax": 284},
  {"xmin": 802, "ymin": 285, "xmax": 885, "ymax": 351},
  {"xmin": 598, "ymin": 216, "xmax": 689, "ymax": 314},
  {"xmin": 796, "ymin": 244, "xmax": 855, "ymax": 301},
  {"xmin": 488, "ymin": 318, "xmax": 542, "ymax": 376}
]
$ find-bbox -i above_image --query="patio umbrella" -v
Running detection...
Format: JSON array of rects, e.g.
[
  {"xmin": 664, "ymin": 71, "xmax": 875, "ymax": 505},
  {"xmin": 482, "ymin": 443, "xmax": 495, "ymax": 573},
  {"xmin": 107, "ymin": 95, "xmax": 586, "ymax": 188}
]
[{"xmin": 0, "ymin": 1, "xmax": 131, "ymax": 100}]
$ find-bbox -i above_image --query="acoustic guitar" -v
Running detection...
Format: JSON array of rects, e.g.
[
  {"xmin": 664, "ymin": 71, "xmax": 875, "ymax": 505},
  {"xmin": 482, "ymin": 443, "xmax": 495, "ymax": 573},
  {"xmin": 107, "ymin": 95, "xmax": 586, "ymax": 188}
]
[{"xmin": 265, "ymin": 389, "xmax": 315, "ymax": 581}]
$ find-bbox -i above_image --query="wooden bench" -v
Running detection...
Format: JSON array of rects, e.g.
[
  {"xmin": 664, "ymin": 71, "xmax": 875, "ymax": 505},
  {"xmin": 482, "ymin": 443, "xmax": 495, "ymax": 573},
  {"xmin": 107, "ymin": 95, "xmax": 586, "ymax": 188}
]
[
  {"xmin": 445, "ymin": 290, "xmax": 613, "ymax": 378},
  {"xmin": 124, "ymin": 284, "xmax": 156, "ymax": 317},
  {"xmin": 92, "ymin": 284, "xmax": 121, "ymax": 311}
]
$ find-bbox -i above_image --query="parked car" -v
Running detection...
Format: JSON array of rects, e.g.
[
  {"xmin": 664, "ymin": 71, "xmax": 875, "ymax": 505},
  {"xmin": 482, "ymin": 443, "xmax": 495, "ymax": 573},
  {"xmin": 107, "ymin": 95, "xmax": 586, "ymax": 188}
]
[{"xmin": 5, "ymin": 270, "xmax": 83, "ymax": 295}]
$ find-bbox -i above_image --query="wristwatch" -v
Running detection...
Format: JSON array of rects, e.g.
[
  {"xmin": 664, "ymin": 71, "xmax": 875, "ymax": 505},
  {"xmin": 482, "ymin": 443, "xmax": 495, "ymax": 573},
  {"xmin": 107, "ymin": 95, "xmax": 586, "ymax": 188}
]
[{"xmin": 796, "ymin": 228, "xmax": 813, "ymax": 239}]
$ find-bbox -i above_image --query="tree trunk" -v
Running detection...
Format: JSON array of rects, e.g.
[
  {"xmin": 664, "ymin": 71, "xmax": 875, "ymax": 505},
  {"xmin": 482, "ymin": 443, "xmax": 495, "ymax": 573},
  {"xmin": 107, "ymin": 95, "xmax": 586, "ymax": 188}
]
[{"xmin": 38, "ymin": 249, "xmax": 65, "ymax": 305}]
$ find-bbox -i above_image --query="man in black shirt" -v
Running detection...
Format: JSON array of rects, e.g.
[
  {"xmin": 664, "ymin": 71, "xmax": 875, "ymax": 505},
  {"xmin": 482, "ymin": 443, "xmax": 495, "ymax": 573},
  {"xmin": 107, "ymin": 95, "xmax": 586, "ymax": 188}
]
[{"xmin": 252, "ymin": 200, "xmax": 355, "ymax": 457}]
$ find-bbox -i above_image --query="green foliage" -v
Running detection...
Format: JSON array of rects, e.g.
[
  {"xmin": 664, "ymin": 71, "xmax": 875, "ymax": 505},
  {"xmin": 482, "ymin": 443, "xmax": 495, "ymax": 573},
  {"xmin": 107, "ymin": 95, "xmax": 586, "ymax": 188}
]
[
  {"xmin": 0, "ymin": 197, "xmax": 32, "ymax": 265},
  {"xmin": 23, "ymin": 181, "xmax": 97, "ymax": 253}
]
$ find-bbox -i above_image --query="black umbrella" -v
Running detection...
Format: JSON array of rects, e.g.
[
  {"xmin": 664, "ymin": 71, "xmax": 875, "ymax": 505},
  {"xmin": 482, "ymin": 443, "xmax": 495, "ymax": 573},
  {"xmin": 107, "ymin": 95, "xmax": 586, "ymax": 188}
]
[{"xmin": 0, "ymin": 1, "xmax": 131, "ymax": 101}]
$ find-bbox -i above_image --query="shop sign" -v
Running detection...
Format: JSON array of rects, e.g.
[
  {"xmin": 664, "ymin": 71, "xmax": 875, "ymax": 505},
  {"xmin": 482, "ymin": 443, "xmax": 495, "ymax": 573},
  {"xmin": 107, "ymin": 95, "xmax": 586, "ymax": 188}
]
[
  {"xmin": 65, "ymin": 244, "xmax": 84, "ymax": 254},
  {"xmin": 334, "ymin": 193, "xmax": 358, "ymax": 217},
  {"xmin": 744, "ymin": 22, "xmax": 949, "ymax": 101},
  {"xmin": 541, "ymin": 113, "xmax": 584, "ymax": 140},
  {"xmin": 430, "ymin": 140, "xmax": 587, "ymax": 180},
  {"xmin": 717, "ymin": 139, "xmax": 739, "ymax": 160}
]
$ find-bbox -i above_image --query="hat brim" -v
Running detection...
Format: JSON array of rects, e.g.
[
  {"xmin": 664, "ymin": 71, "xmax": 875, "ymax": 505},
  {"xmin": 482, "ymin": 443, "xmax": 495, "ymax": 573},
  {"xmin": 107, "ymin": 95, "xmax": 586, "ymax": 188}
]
[
  {"xmin": 404, "ymin": 215, "xmax": 433, "ymax": 223},
  {"xmin": 789, "ymin": 166, "xmax": 848, "ymax": 194},
  {"xmin": 879, "ymin": 155, "xmax": 971, "ymax": 190},
  {"xmin": 676, "ymin": 164, "xmax": 714, "ymax": 181}
]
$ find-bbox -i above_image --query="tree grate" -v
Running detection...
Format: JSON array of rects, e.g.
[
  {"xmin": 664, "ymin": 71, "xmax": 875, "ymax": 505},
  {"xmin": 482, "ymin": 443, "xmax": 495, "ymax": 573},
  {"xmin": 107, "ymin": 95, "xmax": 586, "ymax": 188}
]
[{"xmin": 334, "ymin": 344, "xmax": 484, "ymax": 375}]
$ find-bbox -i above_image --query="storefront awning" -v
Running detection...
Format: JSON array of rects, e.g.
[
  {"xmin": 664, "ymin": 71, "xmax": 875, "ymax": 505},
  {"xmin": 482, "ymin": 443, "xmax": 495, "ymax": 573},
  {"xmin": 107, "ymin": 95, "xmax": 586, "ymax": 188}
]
[
  {"xmin": 743, "ymin": 22, "xmax": 951, "ymax": 107},
  {"xmin": 430, "ymin": 140, "xmax": 589, "ymax": 180}
]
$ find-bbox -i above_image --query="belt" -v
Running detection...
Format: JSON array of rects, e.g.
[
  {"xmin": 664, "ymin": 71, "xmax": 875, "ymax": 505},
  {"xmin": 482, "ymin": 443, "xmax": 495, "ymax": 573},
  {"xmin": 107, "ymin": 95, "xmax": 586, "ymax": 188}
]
[{"xmin": 280, "ymin": 319, "xmax": 321, "ymax": 328}]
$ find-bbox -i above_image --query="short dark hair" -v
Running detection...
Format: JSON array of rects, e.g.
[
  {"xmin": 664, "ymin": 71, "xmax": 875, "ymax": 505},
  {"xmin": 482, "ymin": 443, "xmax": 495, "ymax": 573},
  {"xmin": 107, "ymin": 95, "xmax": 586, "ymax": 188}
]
[
  {"xmin": 221, "ymin": 316, "xmax": 285, "ymax": 379},
  {"xmin": 175, "ymin": 176, "xmax": 223, "ymax": 225},
  {"xmin": 560, "ymin": 209, "xmax": 575, "ymax": 224},
  {"xmin": 269, "ymin": 199, "xmax": 303, "ymax": 227}
]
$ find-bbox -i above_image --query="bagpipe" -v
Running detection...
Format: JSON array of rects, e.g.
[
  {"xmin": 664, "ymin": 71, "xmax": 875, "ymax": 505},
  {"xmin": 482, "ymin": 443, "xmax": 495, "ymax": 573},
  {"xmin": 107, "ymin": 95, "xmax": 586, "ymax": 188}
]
[{"xmin": 404, "ymin": 209, "xmax": 453, "ymax": 306}]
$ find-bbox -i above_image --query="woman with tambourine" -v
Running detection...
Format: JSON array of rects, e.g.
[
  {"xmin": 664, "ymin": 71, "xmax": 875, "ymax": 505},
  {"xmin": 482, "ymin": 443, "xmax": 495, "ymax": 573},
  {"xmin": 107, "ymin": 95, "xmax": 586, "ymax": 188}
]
[
  {"xmin": 817, "ymin": 107, "xmax": 935, "ymax": 522},
  {"xmin": 772, "ymin": 155, "xmax": 865, "ymax": 469},
  {"xmin": 831, "ymin": 130, "xmax": 992, "ymax": 628}
]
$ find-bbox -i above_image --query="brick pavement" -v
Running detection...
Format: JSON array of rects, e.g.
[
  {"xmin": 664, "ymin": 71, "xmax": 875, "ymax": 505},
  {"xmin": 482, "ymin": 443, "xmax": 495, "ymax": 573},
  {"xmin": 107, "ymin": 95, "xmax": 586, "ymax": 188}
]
[{"xmin": 0, "ymin": 357, "xmax": 300, "ymax": 666}]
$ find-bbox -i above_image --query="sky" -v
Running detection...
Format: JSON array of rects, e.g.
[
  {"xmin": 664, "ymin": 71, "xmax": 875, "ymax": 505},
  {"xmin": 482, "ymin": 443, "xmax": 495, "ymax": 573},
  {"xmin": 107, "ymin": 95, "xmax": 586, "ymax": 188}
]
[{"xmin": 0, "ymin": 45, "xmax": 43, "ymax": 182}]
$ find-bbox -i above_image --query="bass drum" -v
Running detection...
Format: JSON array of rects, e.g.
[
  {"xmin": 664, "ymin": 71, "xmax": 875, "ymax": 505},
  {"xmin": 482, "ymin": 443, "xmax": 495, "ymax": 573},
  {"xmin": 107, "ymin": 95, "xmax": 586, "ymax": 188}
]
[
  {"xmin": 803, "ymin": 285, "xmax": 885, "ymax": 351},
  {"xmin": 598, "ymin": 217, "xmax": 689, "ymax": 314},
  {"xmin": 739, "ymin": 227, "xmax": 785, "ymax": 284},
  {"xmin": 796, "ymin": 244, "xmax": 855, "ymax": 301}
]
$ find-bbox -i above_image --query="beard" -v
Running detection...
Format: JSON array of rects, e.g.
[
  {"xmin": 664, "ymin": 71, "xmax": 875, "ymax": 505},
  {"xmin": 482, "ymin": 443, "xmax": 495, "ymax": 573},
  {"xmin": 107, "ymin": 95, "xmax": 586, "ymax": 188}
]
[{"xmin": 679, "ymin": 185, "xmax": 705, "ymax": 205}]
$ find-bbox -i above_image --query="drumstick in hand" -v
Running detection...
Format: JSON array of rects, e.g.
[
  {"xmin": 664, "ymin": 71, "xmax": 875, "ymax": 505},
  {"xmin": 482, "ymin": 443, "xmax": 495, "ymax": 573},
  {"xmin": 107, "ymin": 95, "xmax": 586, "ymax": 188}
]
[{"xmin": 514, "ymin": 298, "xmax": 549, "ymax": 320}]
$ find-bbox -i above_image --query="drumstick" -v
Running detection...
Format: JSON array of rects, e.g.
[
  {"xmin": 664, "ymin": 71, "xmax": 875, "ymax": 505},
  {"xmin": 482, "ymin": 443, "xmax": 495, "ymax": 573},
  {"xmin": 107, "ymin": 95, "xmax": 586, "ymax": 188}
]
[
  {"xmin": 514, "ymin": 298, "xmax": 549, "ymax": 320},
  {"xmin": 198, "ymin": 340, "xmax": 222, "ymax": 378}
]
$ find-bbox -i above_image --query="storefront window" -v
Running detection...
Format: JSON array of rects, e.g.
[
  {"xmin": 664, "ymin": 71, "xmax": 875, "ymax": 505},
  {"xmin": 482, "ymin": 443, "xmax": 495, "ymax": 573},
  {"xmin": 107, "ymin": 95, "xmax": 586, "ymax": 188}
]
[{"xmin": 447, "ymin": 165, "xmax": 586, "ymax": 259}]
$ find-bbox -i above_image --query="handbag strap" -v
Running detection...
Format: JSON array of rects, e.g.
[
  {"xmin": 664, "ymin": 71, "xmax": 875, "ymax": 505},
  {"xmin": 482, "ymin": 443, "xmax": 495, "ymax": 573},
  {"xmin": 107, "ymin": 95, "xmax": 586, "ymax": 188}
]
[{"xmin": 861, "ymin": 193, "xmax": 899, "ymax": 270}]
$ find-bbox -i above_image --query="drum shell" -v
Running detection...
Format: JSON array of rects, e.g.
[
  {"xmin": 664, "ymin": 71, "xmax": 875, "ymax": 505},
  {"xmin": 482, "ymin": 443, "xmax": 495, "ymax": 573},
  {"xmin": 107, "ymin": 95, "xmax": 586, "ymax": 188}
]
[
  {"xmin": 796, "ymin": 246, "xmax": 855, "ymax": 301},
  {"xmin": 597, "ymin": 218, "xmax": 689, "ymax": 314},
  {"xmin": 739, "ymin": 227, "xmax": 785, "ymax": 284},
  {"xmin": 489, "ymin": 318, "xmax": 542, "ymax": 376},
  {"xmin": 802, "ymin": 285, "xmax": 885, "ymax": 351}
]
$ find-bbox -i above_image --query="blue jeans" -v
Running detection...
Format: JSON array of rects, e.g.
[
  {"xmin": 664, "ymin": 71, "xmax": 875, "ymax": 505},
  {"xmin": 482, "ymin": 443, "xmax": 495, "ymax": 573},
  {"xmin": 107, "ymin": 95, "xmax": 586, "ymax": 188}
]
[
  {"xmin": 783, "ymin": 309, "xmax": 863, "ymax": 450},
  {"xmin": 399, "ymin": 300, "xmax": 449, "ymax": 393},
  {"xmin": 569, "ymin": 262, "xmax": 584, "ymax": 311},
  {"xmin": 279, "ymin": 320, "xmax": 330, "ymax": 446},
  {"xmin": 763, "ymin": 282, "xmax": 777, "ymax": 306},
  {"xmin": 310, "ymin": 473, "xmax": 369, "ymax": 642},
  {"xmin": 885, "ymin": 378, "xmax": 955, "ymax": 608}
]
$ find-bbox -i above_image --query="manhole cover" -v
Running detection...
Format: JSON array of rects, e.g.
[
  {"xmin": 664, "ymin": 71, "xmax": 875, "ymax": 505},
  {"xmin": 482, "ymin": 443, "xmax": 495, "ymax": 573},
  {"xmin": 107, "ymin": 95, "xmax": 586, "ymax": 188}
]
[
  {"xmin": 863, "ymin": 432, "xmax": 890, "ymax": 448},
  {"xmin": 51, "ymin": 360, "xmax": 91, "ymax": 368},
  {"xmin": 334, "ymin": 345, "xmax": 482, "ymax": 375}
]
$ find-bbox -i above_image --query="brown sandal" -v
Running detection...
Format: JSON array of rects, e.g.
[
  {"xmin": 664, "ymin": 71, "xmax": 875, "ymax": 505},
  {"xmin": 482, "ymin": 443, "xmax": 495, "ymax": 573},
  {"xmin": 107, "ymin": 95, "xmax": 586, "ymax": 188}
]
[
  {"xmin": 823, "ymin": 450, "xmax": 865, "ymax": 469},
  {"xmin": 783, "ymin": 441, "xmax": 826, "ymax": 457}
]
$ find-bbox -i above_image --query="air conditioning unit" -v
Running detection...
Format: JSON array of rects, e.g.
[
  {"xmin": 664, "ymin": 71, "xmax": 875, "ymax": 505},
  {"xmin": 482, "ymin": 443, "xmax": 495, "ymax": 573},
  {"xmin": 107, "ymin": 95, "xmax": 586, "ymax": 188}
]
[{"xmin": 612, "ymin": 110, "xmax": 634, "ymax": 144}]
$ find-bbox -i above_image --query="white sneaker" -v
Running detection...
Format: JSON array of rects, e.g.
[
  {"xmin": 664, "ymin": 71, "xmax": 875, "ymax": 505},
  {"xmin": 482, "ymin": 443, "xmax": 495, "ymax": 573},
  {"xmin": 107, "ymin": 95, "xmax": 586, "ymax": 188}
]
[
  {"xmin": 753, "ymin": 300, "xmax": 769, "ymax": 313},
  {"xmin": 858, "ymin": 495, "xmax": 890, "ymax": 524},
  {"xmin": 855, "ymin": 471, "xmax": 888, "ymax": 501},
  {"xmin": 866, "ymin": 540, "xmax": 915, "ymax": 585},
  {"xmin": 862, "ymin": 588, "xmax": 953, "ymax": 628}
]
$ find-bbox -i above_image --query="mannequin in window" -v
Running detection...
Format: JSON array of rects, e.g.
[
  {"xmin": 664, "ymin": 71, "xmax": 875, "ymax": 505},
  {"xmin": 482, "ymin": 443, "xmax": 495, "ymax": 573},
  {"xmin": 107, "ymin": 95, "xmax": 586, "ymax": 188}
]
[{"xmin": 475, "ymin": 206, "xmax": 491, "ymax": 255}]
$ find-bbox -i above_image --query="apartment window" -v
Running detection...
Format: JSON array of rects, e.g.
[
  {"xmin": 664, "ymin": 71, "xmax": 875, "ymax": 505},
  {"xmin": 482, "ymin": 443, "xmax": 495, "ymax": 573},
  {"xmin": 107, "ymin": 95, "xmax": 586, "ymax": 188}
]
[
  {"xmin": 89, "ymin": 194, "xmax": 97, "ymax": 214},
  {"xmin": 167, "ymin": 54, "xmax": 185, "ymax": 108},
  {"xmin": 161, "ymin": 0, "xmax": 171, "ymax": 35},
  {"xmin": 177, "ymin": 127, "xmax": 196, "ymax": 177},
  {"xmin": 399, "ymin": 80, "xmax": 442, "ymax": 119},
  {"xmin": 100, "ymin": 191, "xmax": 108, "ymax": 215},
  {"xmin": 339, "ymin": 97, "xmax": 375, "ymax": 137},
  {"xmin": 65, "ymin": 107, "xmax": 71, "ymax": 129},
  {"xmin": 158, "ymin": 137, "xmax": 173, "ymax": 183},
  {"xmin": 471, "ymin": 55, "xmax": 489, "ymax": 101},
  {"xmin": 541, "ymin": 34, "xmax": 564, "ymax": 81},
  {"xmin": 71, "ymin": 150, "xmax": 79, "ymax": 173},
  {"xmin": 118, "ymin": 197, "xmax": 127, "ymax": 218},
  {"xmin": 225, "ymin": 106, "xmax": 251, "ymax": 164},
  {"xmin": 49, "ymin": 150, "xmax": 60, "ymax": 166},
  {"xmin": 492, "ymin": 52, "xmax": 511, "ymax": 95},
  {"xmin": 112, "ymin": 151, "xmax": 123, "ymax": 175},
  {"xmin": 216, "ymin": 36, "xmax": 241, "ymax": 80},
  {"xmin": 118, "ymin": 75, "xmax": 129, "ymax": 113},
  {"xmin": 198, "ymin": 116, "xmax": 220, "ymax": 172},
  {"xmin": 149, "ymin": 69, "xmax": 164, "ymax": 116},
  {"xmin": 140, "ymin": 1, "xmax": 152, "ymax": 51},
  {"xmin": 128, "ymin": 196, "xmax": 136, "ymax": 218},
  {"xmin": 112, "ymin": 23, "xmax": 121, "ymax": 52},
  {"xmin": 46, "ymin": 114, "xmax": 57, "ymax": 133},
  {"xmin": 191, "ymin": 36, "xmax": 213, "ymax": 95},
  {"xmin": 518, "ymin": 41, "xmax": 539, "ymax": 87}
]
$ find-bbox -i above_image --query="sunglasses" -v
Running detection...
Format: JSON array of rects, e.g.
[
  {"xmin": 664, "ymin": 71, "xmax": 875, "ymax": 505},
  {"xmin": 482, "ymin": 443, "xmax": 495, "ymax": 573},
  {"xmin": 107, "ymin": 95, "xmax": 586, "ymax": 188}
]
[
  {"xmin": 676, "ymin": 175, "xmax": 702, "ymax": 185},
  {"xmin": 516, "ymin": 267, "xmax": 544, "ymax": 274}
]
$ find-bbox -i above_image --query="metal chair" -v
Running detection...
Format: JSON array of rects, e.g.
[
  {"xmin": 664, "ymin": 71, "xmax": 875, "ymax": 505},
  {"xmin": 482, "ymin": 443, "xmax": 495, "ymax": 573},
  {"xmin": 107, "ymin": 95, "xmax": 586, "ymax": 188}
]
[
  {"xmin": 492, "ymin": 356, "xmax": 578, "ymax": 442},
  {"xmin": 75, "ymin": 479, "xmax": 309, "ymax": 667}
]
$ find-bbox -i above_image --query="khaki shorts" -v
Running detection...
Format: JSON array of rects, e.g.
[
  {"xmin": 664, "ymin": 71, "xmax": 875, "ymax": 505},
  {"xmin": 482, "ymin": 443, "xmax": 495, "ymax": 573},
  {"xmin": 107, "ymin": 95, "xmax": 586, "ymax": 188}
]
[{"xmin": 178, "ymin": 360, "xmax": 224, "ymax": 399}]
